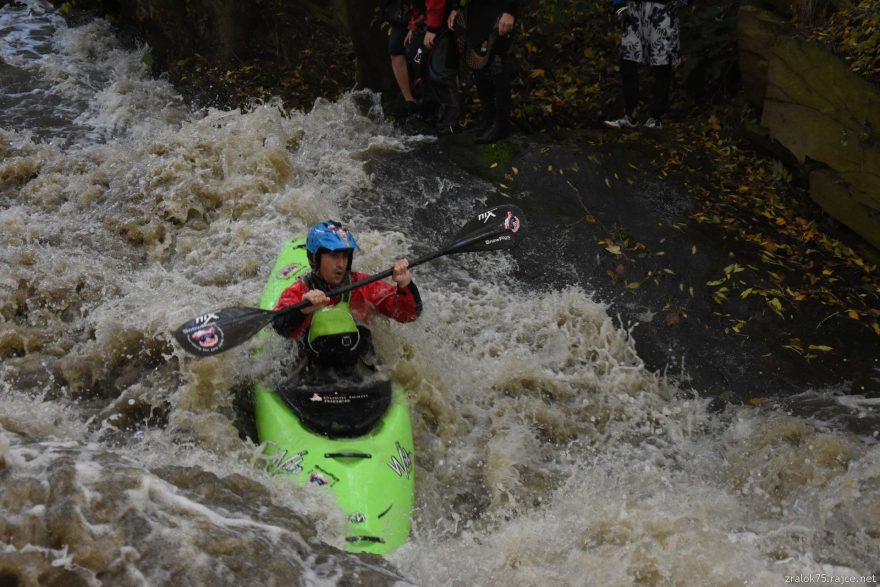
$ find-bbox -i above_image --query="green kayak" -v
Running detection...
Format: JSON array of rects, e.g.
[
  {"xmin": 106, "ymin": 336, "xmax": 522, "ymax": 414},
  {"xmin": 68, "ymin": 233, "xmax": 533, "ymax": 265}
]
[{"xmin": 253, "ymin": 237, "xmax": 415, "ymax": 555}]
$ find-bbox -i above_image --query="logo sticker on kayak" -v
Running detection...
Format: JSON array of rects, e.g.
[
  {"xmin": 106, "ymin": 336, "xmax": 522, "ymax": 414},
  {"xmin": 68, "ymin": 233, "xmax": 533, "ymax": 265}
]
[
  {"xmin": 270, "ymin": 449, "xmax": 308, "ymax": 474},
  {"xmin": 278, "ymin": 263, "xmax": 303, "ymax": 279},
  {"xmin": 387, "ymin": 442, "xmax": 413, "ymax": 479}
]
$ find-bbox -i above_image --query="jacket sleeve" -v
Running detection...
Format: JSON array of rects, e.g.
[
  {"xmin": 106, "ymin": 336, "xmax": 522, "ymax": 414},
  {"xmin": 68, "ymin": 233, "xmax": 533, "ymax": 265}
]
[
  {"xmin": 357, "ymin": 278, "xmax": 422, "ymax": 323},
  {"xmin": 272, "ymin": 279, "xmax": 310, "ymax": 338}
]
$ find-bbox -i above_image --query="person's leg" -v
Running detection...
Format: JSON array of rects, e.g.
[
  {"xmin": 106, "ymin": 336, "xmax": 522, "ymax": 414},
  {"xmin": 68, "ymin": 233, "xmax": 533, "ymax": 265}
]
[
  {"xmin": 472, "ymin": 70, "xmax": 496, "ymax": 133},
  {"xmin": 389, "ymin": 26, "xmax": 416, "ymax": 107},
  {"xmin": 391, "ymin": 55, "xmax": 416, "ymax": 103},
  {"xmin": 605, "ymin": 0, "xmax": 644, "ymax": 128},
  {"xmin": 474, "ymin": 46, "xmax": 513, "ymax": 144},
  {"xmin": 430, "ymin": 33, "xmax": 462, "ymax": 134},
  {"xmin": 621, "ymin": 59, "xmax": 639, "ymax": 118},
  {"xmin": 650, "ymin": 63, "xmax": 671, "ymax": 120},
  {"xmin": 644, "ymin": 1, "xmax": 680, "ymax": 126}
]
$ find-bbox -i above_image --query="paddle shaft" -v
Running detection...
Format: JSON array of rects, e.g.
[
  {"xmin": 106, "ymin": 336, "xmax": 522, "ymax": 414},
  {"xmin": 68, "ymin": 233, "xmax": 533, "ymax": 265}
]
[{"xmin": 274, "ymin": 227, "xmax": 500, "ymax": 318}]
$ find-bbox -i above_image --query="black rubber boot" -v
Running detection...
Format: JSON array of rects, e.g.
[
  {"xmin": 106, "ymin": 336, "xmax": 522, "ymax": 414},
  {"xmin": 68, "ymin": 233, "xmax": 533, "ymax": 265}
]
[
  {"xmin": 471, "ymin": 74, "xmax": 496, "ymax": 135},
  {"xmin": 473, "ymin": 67, "xmax": 511, "ymax": 144},
  {"xmin": 473, "ymin": 119, "xmax": 510, "ymax": 144}
]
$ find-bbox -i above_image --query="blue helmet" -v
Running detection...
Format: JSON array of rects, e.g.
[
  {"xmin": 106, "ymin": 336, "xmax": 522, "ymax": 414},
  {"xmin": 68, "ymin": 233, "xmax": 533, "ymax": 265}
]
[{"xmin": 306, "ymin": 220, "xmax": 359, "ymax": 271}]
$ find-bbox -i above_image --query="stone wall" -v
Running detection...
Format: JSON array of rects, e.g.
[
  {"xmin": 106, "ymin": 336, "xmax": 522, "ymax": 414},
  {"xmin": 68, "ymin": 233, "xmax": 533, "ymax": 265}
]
[{"xmin": 738, "ymin": 4, "xmax": 880, "ymax": 250}]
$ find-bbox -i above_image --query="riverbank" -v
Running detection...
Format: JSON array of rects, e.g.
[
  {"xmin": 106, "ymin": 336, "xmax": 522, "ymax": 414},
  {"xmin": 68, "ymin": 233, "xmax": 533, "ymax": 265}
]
[{"xmin": 437, "ymin": 121, "xmax": 879, "ymax": 405}]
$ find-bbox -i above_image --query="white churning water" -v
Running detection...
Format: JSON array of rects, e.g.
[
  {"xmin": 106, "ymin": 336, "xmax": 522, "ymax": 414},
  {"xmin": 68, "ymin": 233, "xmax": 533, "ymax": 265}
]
[{"xmin": 1, "ymin": 4, "xmax": 877, "ymax": 585}]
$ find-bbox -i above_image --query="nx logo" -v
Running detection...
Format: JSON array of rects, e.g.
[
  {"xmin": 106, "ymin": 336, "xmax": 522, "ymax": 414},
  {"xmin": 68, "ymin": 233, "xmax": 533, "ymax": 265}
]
[
  {"xmin": 477, "ymin": 210, "xmax": 497, "ymax": 223},
  {"xmin": 194, "ymin": 312, "xmax": 219, "ymax": 325}
]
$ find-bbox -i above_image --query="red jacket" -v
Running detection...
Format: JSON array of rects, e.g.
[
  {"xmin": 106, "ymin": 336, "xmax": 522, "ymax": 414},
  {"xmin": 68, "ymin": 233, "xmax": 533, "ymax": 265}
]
[
  {"xmin": 410, "ymin": 0, "xmax": 448, "ymax": 33},
  {"xmin": 273, "ymin": 272, "xmax": 422, "ymax": 339}
]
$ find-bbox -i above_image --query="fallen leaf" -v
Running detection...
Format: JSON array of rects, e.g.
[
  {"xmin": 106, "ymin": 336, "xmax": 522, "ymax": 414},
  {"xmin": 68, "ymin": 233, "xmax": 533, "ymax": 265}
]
[
  {"xmin": 605, "ymin": 244, "xmax": 621, "ymax": 255},
  {"xmin": 708, "ymin": 113, "xmax": 721, "ymax": 131},
  {"xmin": 749, "ymin": 397, "xmax": 770, "ymax": 406},
  {"xmin": 808, "ymin": 344, "xmax": 833, "ymax": 352}
]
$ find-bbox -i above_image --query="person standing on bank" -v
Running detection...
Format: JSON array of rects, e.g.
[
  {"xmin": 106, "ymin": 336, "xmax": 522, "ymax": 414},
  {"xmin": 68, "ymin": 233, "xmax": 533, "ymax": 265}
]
[
  {"xmin": 448, "ymin": 0, "xmax": 519, "ymax": 144},
  {"xmin": 604, "ymin": 0, "xmax": 686, "ymax": 129},
  {"xmin": 384, "ymin": 0, "xmax": 450, "ymax": 118}
]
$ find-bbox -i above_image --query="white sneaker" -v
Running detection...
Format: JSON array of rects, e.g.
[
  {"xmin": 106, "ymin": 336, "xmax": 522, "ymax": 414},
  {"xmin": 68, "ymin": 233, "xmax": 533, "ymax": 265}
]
[
  {"xmin": 643, "ymin": 117, "xmax": 662, "ymax": 129},
  {"xmin": 603, "ymin": 115, "xmax": 638, "ymax": 129}
]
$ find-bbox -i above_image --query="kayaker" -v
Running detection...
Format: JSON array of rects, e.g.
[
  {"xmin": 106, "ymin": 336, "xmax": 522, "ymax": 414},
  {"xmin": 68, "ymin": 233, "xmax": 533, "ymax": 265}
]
[{"xmin": 272, "ymin": 220, "xmax": 422, "ymax": 350}]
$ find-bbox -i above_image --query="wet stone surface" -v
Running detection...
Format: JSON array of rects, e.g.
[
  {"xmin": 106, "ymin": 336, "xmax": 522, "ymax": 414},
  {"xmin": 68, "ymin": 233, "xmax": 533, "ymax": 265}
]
[{"xmin": 434, "ymin": 130, "xmax": 880, "ymax": 404}]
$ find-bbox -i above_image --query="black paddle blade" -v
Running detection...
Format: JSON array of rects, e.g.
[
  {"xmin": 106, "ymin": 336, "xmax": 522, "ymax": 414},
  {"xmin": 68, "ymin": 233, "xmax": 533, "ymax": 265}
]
[
  {"xmin": 174, "ymin": 306, "xmax": 276, "ymax": 357},
  {"xmin": 444, "ymin": 204, "xmax": 528, "ymax": 254}
]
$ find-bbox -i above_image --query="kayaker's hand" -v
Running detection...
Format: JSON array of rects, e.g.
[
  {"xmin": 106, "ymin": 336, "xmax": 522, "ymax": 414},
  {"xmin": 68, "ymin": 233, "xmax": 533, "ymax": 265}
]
[
  {"xmin": 302, "ymin": 289, "xmax": 329, "ymax": 314},
  {"xmin": 498, "ymin": 12, "xmax": 514, "ymax": 37},
  {"xmin": 392, "ymin": 258, "xmax": 412, "ymax": 290}
]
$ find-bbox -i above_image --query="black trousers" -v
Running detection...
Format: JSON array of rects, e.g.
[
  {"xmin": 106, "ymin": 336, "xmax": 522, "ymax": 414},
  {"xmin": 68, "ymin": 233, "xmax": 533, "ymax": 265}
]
[{"xmin": 621, "ymin": 59, "xmax": 671, "ymax": 119}]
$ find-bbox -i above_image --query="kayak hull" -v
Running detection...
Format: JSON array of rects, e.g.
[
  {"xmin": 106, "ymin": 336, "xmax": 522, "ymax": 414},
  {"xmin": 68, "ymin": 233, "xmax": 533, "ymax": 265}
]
[{"xmin": 254, "ymin": 237, "xmax": 415, "ymax": 554}]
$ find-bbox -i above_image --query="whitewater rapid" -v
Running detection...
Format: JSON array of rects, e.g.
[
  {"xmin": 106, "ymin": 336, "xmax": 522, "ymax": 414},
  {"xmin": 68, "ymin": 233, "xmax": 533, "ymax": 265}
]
[{"xmin": 1, "ymin": 3, "xmax": 878, "ymax": 585}]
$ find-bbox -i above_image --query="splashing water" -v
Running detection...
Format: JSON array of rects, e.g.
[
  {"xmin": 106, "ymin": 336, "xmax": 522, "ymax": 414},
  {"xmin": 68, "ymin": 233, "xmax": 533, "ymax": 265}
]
[{"xmin": 1, "ymin": 5, "xmax": 878, "ymax": 585}]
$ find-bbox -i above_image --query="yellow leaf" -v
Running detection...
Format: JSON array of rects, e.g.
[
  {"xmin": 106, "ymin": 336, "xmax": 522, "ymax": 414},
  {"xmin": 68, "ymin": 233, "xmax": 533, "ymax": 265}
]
[
  {"xmin": 490, "ymin": 163, "xmax": 498, "ymax": 169},
  {"xmin": 626, "ymin": 281, "xmax": 640, "ymax": 289},
  {"xmin": 529, "ymin": 68, "xmax": 545, "ymax": 78},
  {"xmin": 512, "ymin": 167, "xmax": 519, "ymax": 174},
  {"xmin": 808, "ymin": 344, "xmax": 833, "ymax": 352},
  {"xmin": 605, "ymin": 244, "xmax": 621, "ymax": 255},
  {"xmin": 741, "ymin": 288, "xmax": 753, "ymax": 298},
  {"xmin": 604, "ymin": 178, "xmax": 611, "ymax": 189},
  {"xmin": 872, "ymin": 323, "xmax": 880, "ymax": 335},
  {"xmin": 847, "ymin": 309, "xmax": 860, "ymax": 320},
  {"xmin": 691, "ymin": 245, "xmax": 697, "ymax": 255},
  {"xmin": 547, "ymin": 165, "xmax": 553, "ymax": 172},
  {"xmin": 749, "ymin": 397, "xmax": 770, "ymax": 406}
]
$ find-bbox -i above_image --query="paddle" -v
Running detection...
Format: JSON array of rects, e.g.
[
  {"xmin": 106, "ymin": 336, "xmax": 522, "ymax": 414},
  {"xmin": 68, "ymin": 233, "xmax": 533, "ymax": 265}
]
[{"xmin": 174, "ymin": 204, "xmax": 527, "ymax": 357}]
